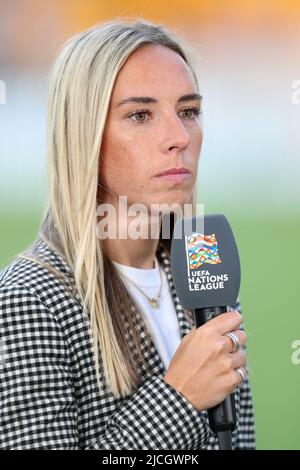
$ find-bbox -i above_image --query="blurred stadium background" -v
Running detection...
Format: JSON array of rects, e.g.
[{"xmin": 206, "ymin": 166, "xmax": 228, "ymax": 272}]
[{"xmin": 0, "ymin": 0, "xmax": 299, "ymax": 449}]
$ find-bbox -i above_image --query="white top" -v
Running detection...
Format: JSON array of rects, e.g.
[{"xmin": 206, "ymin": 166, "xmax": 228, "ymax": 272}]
[{"xmin": 112, "ymin": 256, "xmax": 181, "ymax": 370}]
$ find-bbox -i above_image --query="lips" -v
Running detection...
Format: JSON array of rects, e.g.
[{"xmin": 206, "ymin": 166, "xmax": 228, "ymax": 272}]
[{"xmin": 155, "ymin": 167, "xmax": 191, "ymax": 177}]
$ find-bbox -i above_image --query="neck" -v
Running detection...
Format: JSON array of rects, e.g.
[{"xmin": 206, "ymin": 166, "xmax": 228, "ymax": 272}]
[{"xmin": 103, "ymin": 237, "xmax": 159, "ymax": 269}]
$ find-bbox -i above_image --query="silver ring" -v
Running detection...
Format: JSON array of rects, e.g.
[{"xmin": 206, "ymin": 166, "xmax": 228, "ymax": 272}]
[
  {"xmin": 224, "ymin": 332, "xmax": 241, "ymax": 352},
  {"xmin": 236, "ymin": 366, "xmax": 246, "ymax": 385}
]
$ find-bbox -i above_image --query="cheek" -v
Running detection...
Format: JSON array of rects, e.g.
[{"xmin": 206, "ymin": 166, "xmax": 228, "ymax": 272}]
[
  {"xmin": 188, "ymin": 127, "xmax": 203, "ymax": 167},
  {"xmin": 100, "ymin": 132, "xmax": 145, "ymax": 189},
  {"xmin": 182, "ymin": 133, "xmax": 201, "ymax": 192},
  {"xmin": 194, "ymin": 125, "xmax": 203, "ymax": 149}
]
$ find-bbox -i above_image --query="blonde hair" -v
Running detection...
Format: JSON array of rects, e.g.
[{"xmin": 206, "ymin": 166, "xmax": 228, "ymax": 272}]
[{"xmin": 18, "ymin": 18, "xmax": 200, "ymax": 398}]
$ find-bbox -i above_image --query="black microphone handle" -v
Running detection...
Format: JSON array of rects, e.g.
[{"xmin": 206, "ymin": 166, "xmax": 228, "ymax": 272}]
[{"xmin": 193, "ymin": 307, "xmax": 237, "ymax": 434}]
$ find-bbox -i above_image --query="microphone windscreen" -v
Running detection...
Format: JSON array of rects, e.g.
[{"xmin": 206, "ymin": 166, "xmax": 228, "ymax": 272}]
[{"xmin": 170, "ymin": 214, "xmax": 240, "ymax": 310}]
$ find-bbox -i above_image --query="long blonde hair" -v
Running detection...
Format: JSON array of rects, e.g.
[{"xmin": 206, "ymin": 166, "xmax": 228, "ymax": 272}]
[{"xmin": 18, "ymin": 18, "xmax": 200, "ymax": 398}]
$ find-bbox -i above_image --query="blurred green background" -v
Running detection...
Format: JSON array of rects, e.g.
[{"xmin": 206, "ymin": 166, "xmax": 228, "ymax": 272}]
[{"xmin": 1, "ymin": 0, "xmax": 300, "ymax": 450}]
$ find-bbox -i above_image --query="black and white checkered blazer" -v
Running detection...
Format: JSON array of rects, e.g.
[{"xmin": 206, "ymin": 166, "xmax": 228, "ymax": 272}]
[{"xmin": 0, "ymin": 236, "xmax": 256, "ymax": 449}]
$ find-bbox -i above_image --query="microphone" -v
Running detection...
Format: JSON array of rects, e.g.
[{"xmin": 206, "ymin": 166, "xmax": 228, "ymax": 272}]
[{"xmin": 170, "ymin": 214, "xmax": 241, "ymax": 450}]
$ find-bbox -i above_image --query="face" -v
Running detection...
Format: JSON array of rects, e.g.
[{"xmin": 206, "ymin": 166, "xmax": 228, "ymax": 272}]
[{"xmin": 99, "ymin": 43, "xmax": 203, "ymax": 212}]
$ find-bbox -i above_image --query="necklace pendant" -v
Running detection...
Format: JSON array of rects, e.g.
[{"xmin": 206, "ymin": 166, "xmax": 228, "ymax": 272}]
[{"xmin": 149, "ymin": 298, "xmax": 159, "ymax": 309}]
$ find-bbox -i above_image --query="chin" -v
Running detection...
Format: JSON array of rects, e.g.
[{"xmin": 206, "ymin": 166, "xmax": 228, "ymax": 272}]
[{"xmin": 147, "ymin": 191, "xmax": 193, "ymax": 213}]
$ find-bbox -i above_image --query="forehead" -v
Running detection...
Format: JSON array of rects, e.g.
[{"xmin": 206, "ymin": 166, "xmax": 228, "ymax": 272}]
[{"xmin": 111, "ymin": 44, "xmax": 197, "ymax": 99}]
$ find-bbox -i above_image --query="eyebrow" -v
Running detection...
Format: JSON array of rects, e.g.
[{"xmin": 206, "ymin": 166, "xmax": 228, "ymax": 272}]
[{"xmin": 116, "ymin": 93, "xmax": 203, "ymax": 107}]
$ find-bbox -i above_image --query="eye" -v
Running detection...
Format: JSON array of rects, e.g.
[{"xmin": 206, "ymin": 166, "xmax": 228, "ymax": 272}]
[
  {"xmin": 127, "ymin": 106, "xmax": 202, "ymax": 124},
  {"xmin": 179, "ymin": 107, "xmax": 202, "ymax": 120},
  {"xmin": 128, "ymin": 110, "xmax": 151, "ymax": 123}
]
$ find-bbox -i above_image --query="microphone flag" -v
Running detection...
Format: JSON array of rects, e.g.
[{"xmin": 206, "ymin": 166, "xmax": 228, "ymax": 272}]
[{"xmin": 185, "ymin": 233, "xmax": 222, "ymax": 275}]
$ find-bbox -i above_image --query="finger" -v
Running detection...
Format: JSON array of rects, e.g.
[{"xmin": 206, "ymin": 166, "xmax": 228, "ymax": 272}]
[
  {"xmin": 208, "ymin": 311, "xmax": 243, "ymax": 335},
  {"xmin": 234, "ymin": 365, "xmax": 247, "ymax": 388},
  {"xmin": 230, "ymin": 349, "xmax": 247, "ymax": 369},
  {"xmin": 224, "ymin": 329, "xmax": 247, "ymax": 352}
]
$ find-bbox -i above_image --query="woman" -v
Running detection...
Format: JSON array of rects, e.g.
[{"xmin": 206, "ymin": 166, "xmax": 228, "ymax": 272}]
[{"xmin": 0, "ymin": 19, "xmax": 255, "ymax": 449}]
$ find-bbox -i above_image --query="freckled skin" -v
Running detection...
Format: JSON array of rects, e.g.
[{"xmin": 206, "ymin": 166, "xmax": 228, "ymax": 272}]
[{"xmin": 99, "ymin": 43, "xmax": 203, "ymax": 211}]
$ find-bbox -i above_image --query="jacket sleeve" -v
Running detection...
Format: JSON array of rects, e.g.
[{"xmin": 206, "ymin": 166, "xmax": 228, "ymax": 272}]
[
  {"xmin": 234, "ymin": 377, "xmax": 256, "ymax": 449},
  {"xmin": 88, "ymin": 375, "xmax": 210, "ymax": 450},
  {"xmin": 230, "ymin": 298, "xmax": 256, "ymax": 450},
  {"xmin": 0, "ymin": 284, "xmax": 210, "ymax": 450}
]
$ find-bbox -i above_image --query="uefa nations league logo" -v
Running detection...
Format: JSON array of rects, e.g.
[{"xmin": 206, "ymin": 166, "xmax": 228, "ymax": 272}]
[
  {"xmin": 185, "ymin": 233, "xmax": 222, "ymax": 272},
  {"xmin": 185, "ymin": 233, "xmax": 229, "ymax": 292}
]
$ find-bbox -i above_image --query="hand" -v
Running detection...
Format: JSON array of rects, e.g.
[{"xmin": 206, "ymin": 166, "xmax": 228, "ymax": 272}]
[{"xmin": 163, "ymin": 311, "xmax": 247, "ymax": 411}]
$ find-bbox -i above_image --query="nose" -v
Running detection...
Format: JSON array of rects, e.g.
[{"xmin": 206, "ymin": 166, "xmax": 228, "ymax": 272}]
[{"xmin": 160, "ymin": 112, "xmax": 191, "ymax": 154}]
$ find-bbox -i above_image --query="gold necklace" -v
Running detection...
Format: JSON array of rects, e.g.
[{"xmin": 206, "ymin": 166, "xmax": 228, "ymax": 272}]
[{"xmin": 118, "ymin": 263, "xmax": 163, "ymax": 309}]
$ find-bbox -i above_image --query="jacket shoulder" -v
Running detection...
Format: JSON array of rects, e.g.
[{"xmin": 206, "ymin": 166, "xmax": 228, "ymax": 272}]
[{"xmin": 0, "ymin": 238, "xmax": 78, "ymax": 311}]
